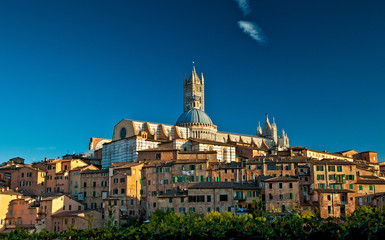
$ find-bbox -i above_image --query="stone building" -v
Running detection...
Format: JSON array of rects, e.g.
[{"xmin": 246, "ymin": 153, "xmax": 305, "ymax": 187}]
[
  {"xmin": 50, "ymin": 210, "xmax": 103, "ymax": 233},
  {"xmin": 3, "ymin": 196, "xmax": 39, "ymax": 232},
  {"xmin": 78, "ymin": 168, "xmax": 109, "ymax": 212},
  {"xmin": 102, "ymin": 67, "xmax": 290, "ymax": 168},
  {"xmin": 0, "ymin": 188, "xmax": 24, "ymax": 232},
  {"xmin": 316, "ymin": 189, "xmax": 355, "ymax": 218},
  {"xmin": 103, "ymin": 162, "xmax": 143, "ymax": 225},
  {"xmin": 10, "ymin": 165, "xmax": 46, "ymax": 195},
  {"xmin": 38, "ymin": 195, "xmax": 85, "ymax": 232},
  {"xmin": 68, "ymin": 165, "xmax": 99, "ymax": 201},
  {"xmin": 263, "ymin": 176, "xmax": 300, "ymax": 213}
]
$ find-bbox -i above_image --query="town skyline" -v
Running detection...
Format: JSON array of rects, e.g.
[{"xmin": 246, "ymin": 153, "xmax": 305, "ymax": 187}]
[{"xmin": 1, "ymin": 0, "xmax": 384, "ymax": 162}]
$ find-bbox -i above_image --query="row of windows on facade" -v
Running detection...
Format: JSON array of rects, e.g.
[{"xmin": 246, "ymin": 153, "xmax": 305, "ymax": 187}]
[
  {"xmin": 149, "ymin": 164, "xmax": 293, "ymax": 173},
  {"xmin": 45, "ymin": 176, "xmax": 68, "ymax": 180},
  {"xmin": 317, "ymin": 183, "xmax": 346, "ymax": 189},
  {"xmin": 325, "ymin": 194, "xmax": 348, "ymax": 203},
  {"xmin": 19, "ymin": 181, "xmax": 35, "ymax": 186},
  {"xmin": 315, "ymin": 165, "xmax": 352, "ymax": 172},
  {"xmin": 147, "ymin": 176, "xmax": 220, "ymax": 185},
  {"xmin": 161, "ymin": 207, "xmax": 230, "ymax": 213},
  {"xmin": 1, "ymin": 219, "xmax": 34, "ymax": 225},
  {"xmin": 151, "ymin": 165, "xmax": 205, "ymax": 172},
  {"xmin": 20, "ymin": 172, "xmax": 33, "ymax": 177},
  {"xmin": 69, "ymin": 172, "xmax": 108, "ymax": 177},
  {"xmin": 268, "ymin": 193, "xmax": 295, "ymax": 200},
  {"xmin": 70, "ymin": 181, "xmax": 108, "ymax": 187},
  {"xmin": 316, "ymin": 174, "xmax": 355, "ymax": 181},
  {"xmin": 107, "ymin": 199, "xmax": 135, "ymax": 206},
  {"xmin": 8, "ymin": 209, "xmax": 35, "ymax": 215},
  {"xmin": 268, "ymin": 182, "xmax": 294, "ymax": 189},
  {"xmin": 315, "ymin": 183, "xmax": 374, "ymax": 190},
  {"xmin": 357, "ymin": 195, "xmax": 383, "ymax": 206}
]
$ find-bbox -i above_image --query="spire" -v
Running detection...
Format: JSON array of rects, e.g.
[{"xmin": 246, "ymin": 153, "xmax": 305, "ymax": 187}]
[
  {"xmin": 262, "ymin": 113, "xmax": 272, "ymax": 138},
  {"xmin": 188, "ymin": 65, "xmax": 200, "ymax": 84},
  {"xmin": 281, "ymin": 129, "xmax": 285, "ymax": 137},
  {"xmin": 272, "ymin": 117, "xmax": 276, "ymax": 127},
  {"xmin": 257, "ymin": 121, "xmax": 262, "ymax": 136},
  {"xmin": 201, "ymin": 72, "xmax": 204, "ymax": 83}
]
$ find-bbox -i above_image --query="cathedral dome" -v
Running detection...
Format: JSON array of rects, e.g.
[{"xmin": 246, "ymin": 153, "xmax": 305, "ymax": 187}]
[{"xmin": 176, "ymin": 109, "xmax": 213, "ymax": 126}]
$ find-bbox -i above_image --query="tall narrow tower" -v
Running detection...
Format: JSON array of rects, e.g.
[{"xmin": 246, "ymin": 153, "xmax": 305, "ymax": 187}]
[{"xmin": 183, "ymin": 66, "xmax": 205, "ymax": 112}]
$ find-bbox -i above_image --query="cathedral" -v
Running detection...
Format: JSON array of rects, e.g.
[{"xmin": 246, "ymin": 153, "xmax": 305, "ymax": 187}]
[{"xmin": 102, "ymin": 67, "xmax": 289, "ymax": 168}]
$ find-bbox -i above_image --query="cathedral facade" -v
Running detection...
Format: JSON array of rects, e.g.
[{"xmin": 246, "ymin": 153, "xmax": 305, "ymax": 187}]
[{"xmin": 102, "ymin": 67, "xmax": 289, "ymax": 168}]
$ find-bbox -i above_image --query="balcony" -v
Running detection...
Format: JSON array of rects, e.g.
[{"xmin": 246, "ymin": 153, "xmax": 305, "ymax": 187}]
[
  {"xmin": 5, "ymin": 224, "xmax": 16, "ymax": 229},
  {"xmin": 234, "ymin": 195, "xmax": 246, "ymax": 201},
  {"xmin": 37, "ymin": 209, "xmax": 47, "ymax": 215}
]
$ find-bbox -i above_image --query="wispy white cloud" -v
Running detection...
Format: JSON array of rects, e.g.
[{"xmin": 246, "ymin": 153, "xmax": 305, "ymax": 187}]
[
  {"xmin": 237, "ymin": 21, "xmax": 268, "ymax": 45},
  {"xmin": 36, "ymin": 146, "xmax": 56, "ymax": 151},
  {"xmin": 234, "ymin": 0, "xmax": 251, "ymax": 16}
]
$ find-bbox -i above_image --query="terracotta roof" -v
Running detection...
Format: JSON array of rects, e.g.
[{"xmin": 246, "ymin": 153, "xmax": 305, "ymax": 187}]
[
  {"xmin": 0, "ymin": 189, "xmax": 23, "ymax": 196},
  {"xmin": 188, "ymin": 182, "xmax": 234, "ymax": 189},
  {"xmin": 359, "ymin": 175, "xmax": 380, "ymax": 180},
  {"xmin": 356, "ymin": 179, "xmax": 385, "ymax": 185},
  {"xmin": 217, "ymin": 162, "xmax": 243, "ymax": 169},
  {"xmin": 41, "ymin": 195, "xmax": 65, "ymax": 201},
  {"xmin": 306, "ymin": 149, "xmax": 352, "ymax": 158},
  {"xmin": 179, "ymin": 151, "xmax": 217, "ymax": 154},
  {"xmin": 82, "ymin": 169, "xmax": 109, "ymax": 174},
  {"xmin": 157, "ymin": 190, "xmax": 187, "ymax": 198},
  {"xmin": 310, "ymin": 160, "xmax": 355, "ymax": 165},
  {"xmin": 109, "ymin": 162, "xmax": 129, "ymax": 168},
  {"xmin": 233, "ymin": 182, "xmax": 261, "ymax": 190},
  {"xmin": 51, "ymin": 210, "xmax": 96, "ymax": 217},
  {"xmin": 113, "ymin": 162, "xmax": 142, "ymax": 169},
  {"xmin": 143, "ymin": 160, "xmax": 175, "ymax": 168},
  {"xmin": 263, "ymin": 176, "xmax": 299, "ymax": 182},
  {"xmin": 251, "ymin": 157, "xmax": 309, "ymax": 163}
]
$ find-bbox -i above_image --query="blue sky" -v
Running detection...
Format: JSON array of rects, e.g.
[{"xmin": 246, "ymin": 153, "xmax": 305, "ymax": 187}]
[{"xmin": 0, "ymin": 0, "xmax": 384, "ymax": 163}]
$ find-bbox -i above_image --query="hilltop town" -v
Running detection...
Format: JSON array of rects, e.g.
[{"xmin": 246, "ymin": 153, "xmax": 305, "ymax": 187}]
[{"xmin": 1, "ymin": 67, "xmax": 384, "ymax": 233}]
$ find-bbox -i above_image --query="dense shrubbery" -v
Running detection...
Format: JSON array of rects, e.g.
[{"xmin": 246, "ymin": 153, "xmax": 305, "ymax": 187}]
[{"xmin": 3, "ymin": 206, "xmax": 385, "ymax": 239}]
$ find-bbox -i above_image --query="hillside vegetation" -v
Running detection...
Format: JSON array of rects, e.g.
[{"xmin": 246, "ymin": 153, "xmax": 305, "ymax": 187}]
[{"xmin": 4, "ymin": 206, "xmax": 385, "ymax": 240}]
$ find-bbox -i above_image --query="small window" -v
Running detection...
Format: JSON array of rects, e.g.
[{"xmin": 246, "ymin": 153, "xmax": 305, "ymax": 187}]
[{"xmin": 219, "ymin": 195, "xmax": 228, "ymax": 201}]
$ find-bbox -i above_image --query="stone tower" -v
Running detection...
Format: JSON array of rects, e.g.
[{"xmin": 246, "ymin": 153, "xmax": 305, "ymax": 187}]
[
  {"xmin": 278, "ymin": 129, "xmax": 289, "ymax": 150},
  {"xmin": 257, "ymin": 121, "xmax": 263, "ymax": 136},
  {"xmin": 184, "ymin": 66, "xmax": 205, "ymax": 112},
  {"xmin": 271, "ymin": 117, "xmax": 278, "ymax": 144}
]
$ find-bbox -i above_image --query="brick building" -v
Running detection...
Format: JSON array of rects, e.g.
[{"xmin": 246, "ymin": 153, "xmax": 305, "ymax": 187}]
[{"xmin": 263, "ymin": 176, "xmax": 300, "ymax": 213}]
